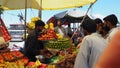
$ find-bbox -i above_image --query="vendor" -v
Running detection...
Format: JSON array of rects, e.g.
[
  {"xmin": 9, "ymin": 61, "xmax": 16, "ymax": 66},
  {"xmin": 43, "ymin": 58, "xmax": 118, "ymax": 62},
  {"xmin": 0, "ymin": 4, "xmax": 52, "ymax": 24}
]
[
  {"xmin": 54, "ymin": 19, "xmax": 67, "ymax": 37},
  {"xmin": 24, "ymin": 19, "xmax": 45, "ymax": 62}
]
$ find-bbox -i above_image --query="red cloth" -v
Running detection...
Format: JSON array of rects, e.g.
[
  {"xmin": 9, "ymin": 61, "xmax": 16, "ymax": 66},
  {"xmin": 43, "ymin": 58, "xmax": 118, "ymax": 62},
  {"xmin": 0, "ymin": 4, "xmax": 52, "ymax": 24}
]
[
  {"xmin": 95, "ymin": 29, "xmax": 120, "ymax": 68},
  {"xmin": 0, "ymin": 18, "xmax": 11, "ymax": 42}
]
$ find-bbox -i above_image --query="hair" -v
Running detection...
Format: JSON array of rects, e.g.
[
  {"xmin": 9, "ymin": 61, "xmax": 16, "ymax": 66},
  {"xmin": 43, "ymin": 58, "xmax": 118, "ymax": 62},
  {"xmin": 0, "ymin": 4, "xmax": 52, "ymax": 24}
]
[
  {"xmin": 35, "ymin": 20, "xmax": 45, "ymax": 27},
  {"xmin": 81, "ymin": 19, "xmax": 97, "ymax": 33},
  {"xmin": 103, "ymin": 14, "xmax": 118, "ymax": 26},
  {"xmin": 94, "ymin": 18, "xmax": 103, "ymax": 24}
]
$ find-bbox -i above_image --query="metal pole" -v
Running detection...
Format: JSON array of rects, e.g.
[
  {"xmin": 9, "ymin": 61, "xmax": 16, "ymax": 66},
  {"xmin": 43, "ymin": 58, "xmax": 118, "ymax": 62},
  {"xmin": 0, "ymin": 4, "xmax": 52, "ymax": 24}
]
[
  {"xmin": 71, "ymin": 3, "xmax": 94, "ymax": 39},
  {"xmin": 24, "ymin": 0, "xmax": 27, "ymax": 41},
  {"xmin": 38, "ymin": 0, "xmax": 42, "ymax": 18}
]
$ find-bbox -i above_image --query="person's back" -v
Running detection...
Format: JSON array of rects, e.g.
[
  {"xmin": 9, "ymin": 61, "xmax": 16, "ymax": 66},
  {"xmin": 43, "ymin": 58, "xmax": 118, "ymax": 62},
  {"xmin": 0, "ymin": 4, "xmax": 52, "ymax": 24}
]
[
  {"xmin": 74, "ymin": 19, "xmax": 107, "ymax": 68},
  {"xmin": 86, "ymin": 33, "xmax": 107, "ymax": 68},
  {"xmin": 74, "ymin": 33, "xmax": 107, "ymax": 68}
]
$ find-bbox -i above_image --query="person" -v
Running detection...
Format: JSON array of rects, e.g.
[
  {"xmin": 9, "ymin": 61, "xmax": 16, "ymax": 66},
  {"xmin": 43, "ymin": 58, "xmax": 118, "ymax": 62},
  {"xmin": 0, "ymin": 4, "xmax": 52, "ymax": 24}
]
[
  {"xmin": 95, "ymin": 29, "xmax": 120, "ymax": 68},
  {"xmin": 74, "ymin": 19, "xmax": 107, "ymax": 68},
  {"xmin": 54, "ymin": 19, "xmax": 66, "ymax": 37},
  {"xmin": 24, "ymin": 19, "xmax": 45, "ymax": 62},
  {"xmin": 103, "ymin": 14, "xmax": 119, "ymax": 41},
  {"xmin": 94, "ymin": 18, "xmax": 103, "ymax": 35},
  {"xmin": 66, "ymin": 23, "xmax": 73, "ymax": 37}
]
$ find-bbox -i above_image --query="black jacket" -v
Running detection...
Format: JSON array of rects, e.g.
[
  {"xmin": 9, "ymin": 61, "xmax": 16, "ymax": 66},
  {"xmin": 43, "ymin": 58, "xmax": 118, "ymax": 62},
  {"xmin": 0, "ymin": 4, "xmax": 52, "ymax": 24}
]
[{"xmin": 24, "ymin": 30, "xmax": 44, "ymax": 61}]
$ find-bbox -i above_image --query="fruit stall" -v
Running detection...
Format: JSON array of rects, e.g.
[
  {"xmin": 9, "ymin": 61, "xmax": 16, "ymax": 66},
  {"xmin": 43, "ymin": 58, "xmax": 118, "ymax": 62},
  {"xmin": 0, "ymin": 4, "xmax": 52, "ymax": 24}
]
[
  {"xmin": 36, "ymin": 22, "xmax": 78, "ymax": 68},
  {"xmin": 28, "ymin": 18, "xmax": 78, "ymax": 68},
  {"xmin": 0, "ymin": 17, "xmax": 78, "ymax": 68}
]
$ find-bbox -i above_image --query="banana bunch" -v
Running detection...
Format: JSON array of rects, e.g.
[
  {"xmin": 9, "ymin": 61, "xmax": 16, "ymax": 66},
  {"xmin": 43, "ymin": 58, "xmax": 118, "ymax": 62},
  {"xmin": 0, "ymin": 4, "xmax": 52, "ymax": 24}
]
[
  {"xmin": 49, "ymin": 22, "xmax": 54, "ymax": 30},
  {"xmin": 56, "ymin": 33, "xmax": 63, "ymax": 38},
  {"xmin": 27, "ymin": 17, "xmax": 40, "ymax": 29}
]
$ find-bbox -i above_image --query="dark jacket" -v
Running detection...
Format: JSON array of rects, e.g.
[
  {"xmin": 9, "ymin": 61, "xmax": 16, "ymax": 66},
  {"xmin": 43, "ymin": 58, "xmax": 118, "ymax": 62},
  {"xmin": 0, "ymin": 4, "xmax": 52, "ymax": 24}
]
[{"xmin": 24, "ymin": 30, "xmax": 44, "ymax": 61}]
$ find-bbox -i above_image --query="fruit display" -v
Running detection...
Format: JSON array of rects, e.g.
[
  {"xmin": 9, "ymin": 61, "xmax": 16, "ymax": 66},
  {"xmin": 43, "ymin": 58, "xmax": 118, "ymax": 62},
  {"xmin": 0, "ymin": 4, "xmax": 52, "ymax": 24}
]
[
  {"xmin": 0, "ymin": 54, "xmax": 4, "ymax": 62},
  {"xmin": 38, "ymin": 29, "xmax": 58, "ymax": 40},
  {"xmin": 15, "ymin": 57, "xmax": 29, "ymax": 66},
  {"xmin": 0, "ymin": 18, "xmax": 11, "ymax": 42},
  {"xmin": 45, "ymin": 38, "xmax": 72, "ymax": 50},
  {"xmin": 0, "ymin": 60, "xmax": 25, "ymax": 68},
  {"xmin": 3, "ymin": 52, "xmax": 16, "ymax": 61},
  {"xmin": 11, "ymin": 51, "xmax": 24, "ymax": 58},
  {"xmin": 0, "ymin": 51, "xmax": 24, "ymax": 62},
  {"xmin": 55, "ymin": 46, "xmax": 78, "ymax": 68},
  {"xmin": 47, "ymin": 64, "xmax": 56, "ymax": 68}
]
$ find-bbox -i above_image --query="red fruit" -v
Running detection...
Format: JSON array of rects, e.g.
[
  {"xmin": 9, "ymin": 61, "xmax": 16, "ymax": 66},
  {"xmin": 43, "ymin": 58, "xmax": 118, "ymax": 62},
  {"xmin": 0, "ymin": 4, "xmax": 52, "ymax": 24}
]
[
  {"xmin": 21, "ymin": 57, "xmax": 29, "ymax": 65},
  {"xmin": 27, "ymin": 62, "xmax": 35, "ymax": 66}
]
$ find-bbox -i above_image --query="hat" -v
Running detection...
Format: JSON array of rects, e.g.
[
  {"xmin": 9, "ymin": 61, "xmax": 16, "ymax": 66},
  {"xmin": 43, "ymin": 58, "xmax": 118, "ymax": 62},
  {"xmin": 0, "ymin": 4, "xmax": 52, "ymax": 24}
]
[
  {"xmin": 103, "ymin": 14, "xmax": 118, "ymax": 26},
  {"xmin": 35, "ymin": 20, "xmax": 45, "ymax": 27},
  {"xmin": 94, "ymin": 18, "xmax": 103, "ymax": 24}
]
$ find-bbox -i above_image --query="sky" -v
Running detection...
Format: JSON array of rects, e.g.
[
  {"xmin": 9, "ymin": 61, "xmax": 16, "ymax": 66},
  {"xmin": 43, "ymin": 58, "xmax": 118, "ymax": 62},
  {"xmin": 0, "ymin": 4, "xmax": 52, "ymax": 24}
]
[{"xmin": 1, "ymin": 0, "xmax": 120, "ymax": 27}]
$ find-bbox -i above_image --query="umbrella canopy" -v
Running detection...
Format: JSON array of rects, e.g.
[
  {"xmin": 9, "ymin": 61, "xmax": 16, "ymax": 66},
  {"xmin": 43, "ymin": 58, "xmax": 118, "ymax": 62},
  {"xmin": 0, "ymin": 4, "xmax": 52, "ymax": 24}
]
[
  {"xmin": 0, "ymin": 0, "xmax": 96, "ymax": 10},
  {"xmin": 54, "ymin": 9, "xmax": 94, "ymax": 19},
  {"xmin": 47, "ymin": 9, "xmax": 93, "ymax": 26}
]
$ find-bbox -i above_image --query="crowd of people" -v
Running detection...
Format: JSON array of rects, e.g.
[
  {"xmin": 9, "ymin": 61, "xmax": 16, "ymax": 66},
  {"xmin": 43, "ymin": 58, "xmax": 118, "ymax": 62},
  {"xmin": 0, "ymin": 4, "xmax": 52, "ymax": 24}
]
[
  {"xmin": 74, "ymin": 14, "xmax": 120, "ymax": 68},
  {"xmin": 22, "ymin": 14, "xmax": 120, "ymax": 68}
]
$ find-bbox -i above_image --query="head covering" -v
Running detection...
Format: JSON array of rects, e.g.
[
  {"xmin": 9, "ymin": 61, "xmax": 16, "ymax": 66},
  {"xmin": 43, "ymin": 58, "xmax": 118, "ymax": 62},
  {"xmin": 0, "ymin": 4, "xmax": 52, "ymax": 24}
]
[
  {"xmin": 35, "ymin": 20, "xmax": 45, "ymax": 27},
  {"xmin": 94, "ymin": 18, "xmax": 103, "ymax": 24},
  {"xmin": 81, "ymin": 19, "xmax": 97, "ymax": 33},
  {"xmin": 103, "ymin": 14, "xmax": 118, "ymax": 26}
]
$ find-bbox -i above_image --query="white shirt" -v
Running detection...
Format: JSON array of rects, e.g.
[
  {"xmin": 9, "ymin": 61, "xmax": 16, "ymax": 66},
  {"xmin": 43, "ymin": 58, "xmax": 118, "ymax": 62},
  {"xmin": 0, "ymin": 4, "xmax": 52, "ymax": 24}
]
[
  {"xmin": 58, "ymin": 28, "xmax": 64, "ymax": 36},
  {"xmin": 106, "ymin": 27, "xmax": 120, "ymax": 42},
  {"xmin": 74, "ymin": 33, "xmax": 107, "ymax": 68}
]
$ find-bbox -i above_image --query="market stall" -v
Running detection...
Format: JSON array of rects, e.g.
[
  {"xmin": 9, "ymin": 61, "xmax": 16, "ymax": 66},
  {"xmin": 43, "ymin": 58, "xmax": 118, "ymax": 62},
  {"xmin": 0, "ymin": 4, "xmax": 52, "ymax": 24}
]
[{"xmin": 16, "ymin": 18, "xmax": 78, "ymax": 68}]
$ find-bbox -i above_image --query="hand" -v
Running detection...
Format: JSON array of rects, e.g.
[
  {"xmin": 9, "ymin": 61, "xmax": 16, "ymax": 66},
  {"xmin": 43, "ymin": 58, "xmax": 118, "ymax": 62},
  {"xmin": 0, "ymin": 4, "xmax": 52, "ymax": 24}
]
[{"xmin": 40, "ymin": 49, "xmax": 45, "ymax": 55}]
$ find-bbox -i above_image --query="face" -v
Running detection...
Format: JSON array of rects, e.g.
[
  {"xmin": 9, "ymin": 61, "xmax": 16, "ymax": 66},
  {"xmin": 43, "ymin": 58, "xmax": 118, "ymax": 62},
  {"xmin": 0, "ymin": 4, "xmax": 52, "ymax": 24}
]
[
  {"xmin": 103, "ymin": 20, "xmax": 110, "ymax": 31},
  {"xmin": 36, "ymin": 26, "xmax": 44, "ymax": 32},
  {"xmin": 104, "ymin": 20, "xmax": 111, "ymax": 27},
  {"xmin": 57, "ymin": 20, "xmax": 61, "ymax": 26},
  {"xmin": 82, "ymin": 29, "xmax": 88, "ymax": 36},
  {"xmin": 97, "ymin": 24, "xmax": 102, "ymax": 32}
]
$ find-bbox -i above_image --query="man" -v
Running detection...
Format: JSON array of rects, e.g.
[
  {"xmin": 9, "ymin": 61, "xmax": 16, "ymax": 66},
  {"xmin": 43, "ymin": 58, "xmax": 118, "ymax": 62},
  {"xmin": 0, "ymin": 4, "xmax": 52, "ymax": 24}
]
[
  {"xmin": 66, "ymin": 23, "xmax": 73, "ymax": 37},
  {"xmin": 94, "ymin": 18, "xmax": 103, "ymax": 34},
  {"xmin": 103, "ymin": 14, "xmax": 119, "ymax": 41},
  {"xmin": 74, "ymin": 19, "xmax": 107, "ymax": 68},
  {"xmin": 24, "ymin": 20, "xmax": 45, "ymax": 61},
  {"xmin": 95, "ymin": 29, "xmax": 120, "ymax": 68},
  {"xmin": 54, "ymin": 19, "xmax": 66, "ymax": 37}
]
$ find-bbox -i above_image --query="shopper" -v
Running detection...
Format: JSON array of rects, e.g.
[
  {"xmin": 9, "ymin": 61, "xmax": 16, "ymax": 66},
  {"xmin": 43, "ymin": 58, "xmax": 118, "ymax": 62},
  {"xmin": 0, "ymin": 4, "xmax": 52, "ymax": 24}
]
[
  {"xmin": 103, "ymin": 14, "xmax": 119, "ymax": 41},
  {"xmin": 95, "ymin": 29, "xmax": 120, "ymax": 68},
  {"xmin": 74, "ymin": 19, "xmax": 107, "ymax": 68},
  {"xmin": 94, "ymin": 18, "xmax": 103, "ymax": 35}
]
